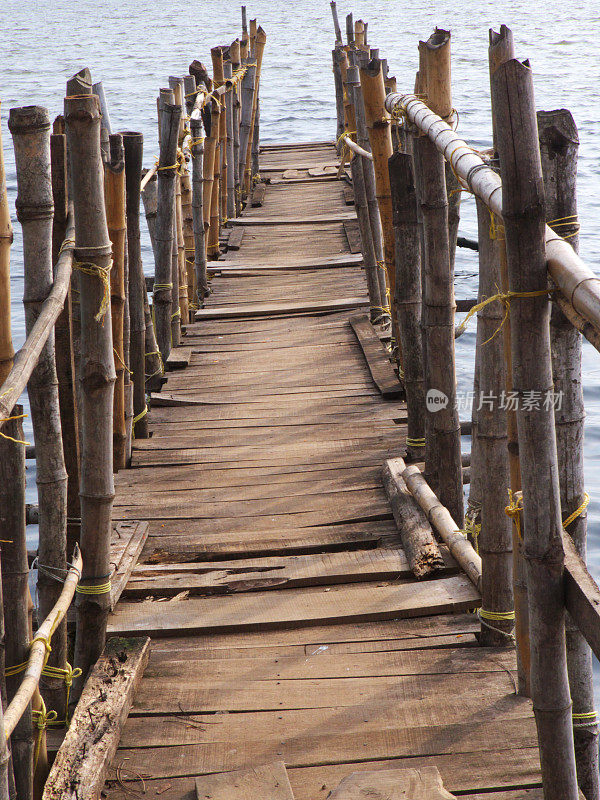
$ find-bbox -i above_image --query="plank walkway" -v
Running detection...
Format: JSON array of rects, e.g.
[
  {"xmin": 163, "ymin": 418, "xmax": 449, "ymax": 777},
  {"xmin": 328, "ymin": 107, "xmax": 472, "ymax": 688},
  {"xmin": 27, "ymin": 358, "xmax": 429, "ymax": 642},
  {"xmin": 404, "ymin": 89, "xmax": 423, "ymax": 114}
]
[{"xmin": 101, "ymin": 143, "xmax": 541, "ymax": 800}]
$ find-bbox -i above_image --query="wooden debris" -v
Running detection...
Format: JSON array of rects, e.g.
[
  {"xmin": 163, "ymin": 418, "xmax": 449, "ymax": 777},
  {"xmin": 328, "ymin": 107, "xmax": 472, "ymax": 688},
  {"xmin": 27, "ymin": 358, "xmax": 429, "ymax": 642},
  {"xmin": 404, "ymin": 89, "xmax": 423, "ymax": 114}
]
[
  {"xmin": 166, "ymin": 346, "xmax": 192, "ymax": 369},
  {"xmin": 349, "ymin": 315, "xmax": 403, "ymax": 398},
  {"xmin": 344, "ymin": 219, "xmax": 362, "ymax": 253},
  {"xmin": 195, "ymin": 761, "xmax": 294, "ymax": 800}
]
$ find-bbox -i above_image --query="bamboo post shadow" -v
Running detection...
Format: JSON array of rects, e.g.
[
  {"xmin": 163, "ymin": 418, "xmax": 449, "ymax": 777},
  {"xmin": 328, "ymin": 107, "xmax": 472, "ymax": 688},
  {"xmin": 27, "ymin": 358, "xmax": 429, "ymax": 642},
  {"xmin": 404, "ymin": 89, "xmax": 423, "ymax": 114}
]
[
  {"xmin": 190, "ymin": 115, "xmax": 209, "ymax": 301},
  {"xmin": 539, "ymin": 108, "xmax": 599, "ymax": 800},
  {"xmin": 9, "ymin": 107, "xmax": 69, "ymax": 719},
  {"xmin": 492, "ymin": 57, "xmax": 578, "ymax": 799},
  {"xmin": 50, "ymin": 131, "xmax": 81, "ymax": 563},
  {"xmin": 122, "ymin": 131, "xmax": 148, "ymax": 439},
  {"xmin": 414, "ymin": 30, "xmax": 463, "ymax": 525},
  {"xmin": 104, "ymin": 133, "xmax": 127, "ymax": 470},
  {"xmin": 153, "ymin": 91, "xmax": 181, "ymax": 363},
  {"xmin": 389, "ymin": 151, "xmax": 426, "ymax": 463},
  {"xmin": 65, "ymin": 93, "xmax": 116, "ymax": 693},
  {"xmin": 488, "ymin": 23, "xmax": 530, "ymax": 695}
]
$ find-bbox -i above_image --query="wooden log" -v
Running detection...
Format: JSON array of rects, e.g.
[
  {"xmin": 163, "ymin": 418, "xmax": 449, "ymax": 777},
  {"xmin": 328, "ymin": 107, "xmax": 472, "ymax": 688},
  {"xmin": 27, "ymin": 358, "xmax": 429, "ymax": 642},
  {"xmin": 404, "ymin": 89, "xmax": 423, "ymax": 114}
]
[
  {"xmin": 104, "ymin": 133, "xmax": 127, "ymax": 470},
  {"xmin": 153, "ymin": 91, "xmax": 181, "ymax": 363},
  {"xmin": 242, "ymin": 27, "xmax": 266, "ymax": 196},
  {"xmin": 492, "ymin": 56, "xmax": 578, "ymax": 800},
  {"xmin": 330, "ymin": 1, "xmax": 342, "ymax": 44},
  {"xmin": 9, "ymin": 106, "xmax": 69, "ymax": 721},
  {"xmin": 122, "ymin": 131, "xmax": 148, "ymax": 440},
  {"xmin": 416, "ymin": 31, "xmax": 463, "ymax": 525},
  {"xmin": 382, "ymin": 460, "xmax": 444, "ymax": 579},
  {"xmin": 65, "ymin": 93, "xmax": 117, "ymax": 691},
  {"xmin": 488, "ymin": 22, "xmax": 530, "ymax": 695},
  {"xmin": 539, "ymin": 107, "xmax": 599, "ymax": 800},
  {"xmin": 190, "ymin": 115, "xmax": 209, "ymax": 301},
  {"xmin": 0, "ymin": 409, "xmax": 33, "ymax": 800},
  {"xmin": 42, "ymin": 636, "xmax": 150, "ymax": 800},
  {"xmin": 389, "ymin": 151, "xmax": 426, "ymax": 462},
  {"xmin": 50, "ymin": 132, "xmax": 81, "ymax": 564}
]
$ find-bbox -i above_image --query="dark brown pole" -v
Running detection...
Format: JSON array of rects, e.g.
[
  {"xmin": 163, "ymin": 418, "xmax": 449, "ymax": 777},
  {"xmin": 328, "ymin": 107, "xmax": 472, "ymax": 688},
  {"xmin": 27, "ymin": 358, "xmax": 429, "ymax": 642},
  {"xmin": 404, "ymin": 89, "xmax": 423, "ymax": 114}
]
[
  {"xmin": 65, "ymin": 93, "xmax": 116, "ymax": 692},
  {"xmin": 492, "ymin": 57, "xmax": 578, "ymax": 799}
]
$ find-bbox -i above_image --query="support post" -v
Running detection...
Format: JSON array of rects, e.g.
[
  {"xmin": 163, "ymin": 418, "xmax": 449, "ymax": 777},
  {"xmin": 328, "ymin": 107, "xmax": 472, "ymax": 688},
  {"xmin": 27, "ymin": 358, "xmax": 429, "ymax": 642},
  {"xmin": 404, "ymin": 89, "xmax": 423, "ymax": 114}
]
[
  {"xmin": 332, "ymin": 47, "xmax": 346, "ymax": 149},
  {"xmin": 242, "ymin": 27, "xmax": 266, "ymax": 196},
  {"xmin": 492, "ymin": 56, "xmax": 578, "ymax": 800},
  {"xmin": 230, "ymin": 39, "xmax": 242, "ymax": 216},
  {"xmin": 238, "ymin": 62, "xmax": 256, "ymax": 200},
  {"xmin": 190, "ymin": 115, "xmax": 209, "ymax": 301}
]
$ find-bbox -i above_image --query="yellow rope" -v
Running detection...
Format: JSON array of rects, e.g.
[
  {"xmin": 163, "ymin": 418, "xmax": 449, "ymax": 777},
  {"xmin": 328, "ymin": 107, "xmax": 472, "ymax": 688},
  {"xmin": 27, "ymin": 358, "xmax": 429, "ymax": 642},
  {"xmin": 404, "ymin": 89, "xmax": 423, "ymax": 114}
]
[
  {"xmin": 132, "ymin": 405, "xmax": 148, "ymax": 427},
  {"xmin": 0, "ymin": 412, "xmax": 30, "ymax": 445},
  {"xmin": 563, "ymin": 493, "xmax": 590, "ymax": 530},
  {"xmin": 455, "ymin": 285, "xmax": 551, "ymax": 343},
  {"xmin": 462, "ymin": 514, "xmax": 482, "ymax": 553},
  {"xmin": 505, "ymin": 489, "xmax": 524, "ymax": 540},
  {"xmin": 171, "ymin": 308, "xmax": 181, "ymax": 320},
  {"xmin": 153, "ymin": 282, "xmax": 173, "ymax": 292},
  {"xmin": 548, "ymin": 215, "xmax": 580, "ymax": 239},
  {"xmin": 75, "ymin": 579, "xmax": 112, "ymax": 595},
  {"xmin": 573, "ymin": 710, "xmax": 598, "ymax": 726},
  {"xmin": 145, "ymin": 349, "xmax": 164, "ymax": 380},
  {"xmin": 406, "ymin": 437, "xmax": 426, "ymax": 448},
  {"xmin": 113, "ymin": 348, "xmax": 132, "ymax": 375},
  {"xmin": 479, "ymin": 608, "xmax": 515, "ymax": 621},
  {"xmin": 40, "ymin": 662, "xmax": 82, "ymax": 727},
  {"xmin": 32, "ymin": 697, "xmax": 56, "ymax": 770},
  {"xmin": 73, "ymin": 260, "xmax": 112, "ymax": 322}
]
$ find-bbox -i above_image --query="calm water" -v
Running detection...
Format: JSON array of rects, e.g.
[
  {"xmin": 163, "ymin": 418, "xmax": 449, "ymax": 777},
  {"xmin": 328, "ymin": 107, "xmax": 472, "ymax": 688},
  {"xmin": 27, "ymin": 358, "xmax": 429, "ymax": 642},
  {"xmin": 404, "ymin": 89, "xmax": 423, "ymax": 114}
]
[{"xmin": 2, "ymin": 0, "xmax": 600, "ymax": 677}]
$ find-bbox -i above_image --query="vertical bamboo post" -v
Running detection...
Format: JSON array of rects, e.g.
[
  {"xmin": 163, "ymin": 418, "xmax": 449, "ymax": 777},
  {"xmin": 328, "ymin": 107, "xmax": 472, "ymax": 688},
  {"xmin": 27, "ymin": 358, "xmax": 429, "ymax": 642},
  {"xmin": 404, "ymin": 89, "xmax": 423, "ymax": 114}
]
[
  {"xmin": 224, "ymin": 61, "xmax": 236, "ymax": 220},
  {"xmin": 238, "ymin": 62, "xmax": 256, "ymax": 197},
  {"xmin": 252, "ymin": 91, "xmax": 260, "ymax": 182},
  {"xmin": 230, "ymin": 39, "xmax": 242, "ymax": 216},
  {"xmin": 104, "ymin": 133, "xmax": 127, "ymax": 470},
  {"xmin": 140, "ymin": 173, "xmax": 164, "ymax": 387},
  {"xmin": 241, "ymin": 5, "xmax": 248, "ymax": 44},
  {"xmin": 0, "ymin": 101, "xmax": 12, "ymax": 386},
  {"xmin": 243, "ymin": 27, "xmax": 266, "ymax": 196},
  {"xmin": 175, "ymin": 174, "xmax": 188, "ymax": 326},
  {"xmin": 389, "ymin": 152, "xmax": 426, "ymax": 462},
  {"xmin": 203, "ymin": 100, "xmax": 218, "ymax": 261},
  {"xmin": 212, "ymin": 49, "xmax": 227, "ymax": 229},
  {"xmin": 489, "ymin": 24, "xmax": 530, "ymax": 695},
  {"xmin": 153, "ymin": 91, "xmax": 181, "ymax": 363},
  {"xmin": 50, "ymin": 131, "xmax": 81, "ymax": 562},
  {"xmin": 492, "ymin": 57, "xmax": 578, "ymax": 800},
  {"xmin": 345, "ymin": 13, "xmax": 354, "ymax": 46},
  {"xmin": 190, "ymin": 115, "xmax": 209, "ymax": 303},
  {"xmin": 332, "ymin": 47, "xmax": 346, "ymax": 149},
  {"xmin": 171, "ymin": 198, "xmax": 181, "ymax": 347},
  {"xmin": 181, "ymin": 164, "xmax": 196, "ymax": 319},
  {"xmin": 0, "ymin": 556, "xmax": 9, "ymax": 800},
  {"xmin": 0, "ymin": 410, "xmax": 33, "ymax": 800},
  {"xmin": 65, "ymin": 93, "xmax": 116, "ymax": 690},
  {"xmin": 354, "ymin": 19, "xmax": 365, "ymax": 48},
  {"xmin": 122, "ymin": 131, "xmax": 148, "ymax": 439},
  {"xmin": 359, "ymin": 58, "xmax": 396, "ymax": 332},
  {"xmin": 249, "ymin": 18, "xmax": 257, "ymax": 56},
  {"xmin": 539, "ymin": 108, "xmax": 599, "ymax": 800},
  {"xmin": 330, "ymin": 1, "xmax": 342, "ymax": 44},
  {"xmin": 9, "ymin": 107, "xmax": 69, "ymax": 716},
  {"xmin": 416, "ymin": 30, "xmax": 463, "ymax": 524},
  {"xmin": 168, "ymin": 76, "xmax": 186, "ymax": 145}
]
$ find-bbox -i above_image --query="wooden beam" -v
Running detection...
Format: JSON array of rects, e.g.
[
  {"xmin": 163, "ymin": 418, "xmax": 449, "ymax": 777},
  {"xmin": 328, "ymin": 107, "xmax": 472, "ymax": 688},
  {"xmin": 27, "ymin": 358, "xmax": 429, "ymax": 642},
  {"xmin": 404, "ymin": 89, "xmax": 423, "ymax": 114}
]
[
  {"xmin": 349, "ymin": 315, "xmax": 403, "ymax": 398},
  {"xmin": 195, "ymin": 762, "xmax": 294, "ymax": 800},
  {"xmin": 195, "ymin": 298, "xmax": 368, "ymax": 321}
]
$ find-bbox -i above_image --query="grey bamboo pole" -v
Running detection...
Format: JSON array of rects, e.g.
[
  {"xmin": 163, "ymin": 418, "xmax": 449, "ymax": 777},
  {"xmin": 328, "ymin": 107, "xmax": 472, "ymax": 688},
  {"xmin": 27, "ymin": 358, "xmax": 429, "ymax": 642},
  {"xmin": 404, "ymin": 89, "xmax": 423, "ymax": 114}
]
[
  {"xmin": 203, "ymin": 100, "xmax": 218, "ymax": 261},
  {"xmin": 389, "ymin": 152, "xmax": 426, "ymax": 463},
  {"xmin": 168, "ymin": 76, "xmax": 186, "ymax": 146},
  {"xmin": 251, "ymin": 91, "xmax": 260, "ymax": 182},
  {"xmin": 211, "ymin": 48, "xmax": 226, "ymax": 233},
  {"xmin": 104, "ymin": 133, "xmax": 126, "ymax": 471},
  {"xmin": 330, "ymin": 1, "xmax": 342, "ymax": 44},
  {"xmin": 472, "ymin": 194, "xmax": 514, "ymax": 645},
  {"xmin": 140, "ymin": 173, "xmax": 164, "ymax": 387},
  {"xmin": 238, "ymin": 62, "xmax": 256, "ymax": 198},
  {"xmin": 183, "ymin": 74, "xmax": 197, "ymax": 118},
  {"xmin": 0, "ymin": 410, "xmax": 33, "ymax": 800},
  {"xmin": 50, "ymin": 132, "xmax": 80, "ymax": 562},
  {"xmin": 489, "ymin": 24, "xmax": 530, "ymax": 695},
  {"xmin": 208, "ymin": 103, "xmax": 222, "ymax": 256},
  {"xmin": 175, "ymin": 174, "xmax": 188, "ymax": 328},
  {"xmin": 66, "ymin": 67, "xmax": 92, "ymax": 98},
  {"xmin": 241, "ymin": 5, "xmax": 248, "ymax": 43},
  {"xmin": 180, "ymin": 163, "xmax": 196, "ymax": 319},
  {"xmin": 415, "ymin": 30, "xmax": 463, "ymax": 525},
  {"xmin": 539, "ymin": 108, "xmax": 599, "ymax": 800},
  {"xmin": 332, "ymin": 47, "xmax": 346, "ymax": 149},
  {"xmin": 9, "ymin": 107, "xmax": 69, "ymax": 718},
  {"xmin": 223, "ymin": 62, "xmax": 235, "ymax": 221},
  {"xmin": 0, "ymin": 561, "xmax": 10, "ymax": 800},
  {"xmin": 492, "ymin": 57, "xmax": 578, "ymax": 799},
  {"xmin": 230, "ymin": 39, "xmax": 242, "ymax": 216},
  {"xmin": 249, "ymin": 18, "xmax": 257, "ymax": 56},
  {"xmin": 65, "ymin": 93, "xmax": 116, "ymax": 691},
  {"xmin": 345, "ymin": 13, "xmax": 354, "ymax": 46},
  {"xmin": 0, "ymin": 100, "xmax": 12, "ymax": 387},
  {"xmin": 171, "ymin": 199, "xmax": 181, "ymax": 347},
  {"xmin": 122, "ymin": 131, "xmax": 148, "ymax": 439},
  {"xmin": 242, "ymin": 27, "xmax": 266, "ymax": 197},
  {"xmin": 153, "ymin": 91, "xmax": 181, "ymax": 363},
  {"xmin": 190, "ymin": 115, "xmax": 209, "ymax": 301}
]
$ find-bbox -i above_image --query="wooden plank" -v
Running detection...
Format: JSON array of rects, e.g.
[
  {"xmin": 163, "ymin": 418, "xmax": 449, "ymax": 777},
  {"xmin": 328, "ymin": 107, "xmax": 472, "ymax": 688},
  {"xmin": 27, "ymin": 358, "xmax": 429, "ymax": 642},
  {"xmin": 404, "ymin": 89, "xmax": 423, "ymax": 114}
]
[
  {"xmin": 107, "ymin": 575, "xmax": 480, "ymax": 637},
  {"xmin": 343, "ymin": 184, "xmax": 355, "ymax": 205},
  {"xmin": 195, "ymin": 762, "xmax": 294, "ymax": 800},
  {"xmin": 349, "ymin": 315, "xmax": 404, "ymax": 398},
  {"xmin": 109, "ymin": 521, "xmax": 148, "ymax": 610},
  {"xmin": 344, "ymin": 219, "xmax": 362, "ymax": 253},
  {"xmin": 260, "ymin": 141, "xmax": 335, "ymax": 150},
  {"xmin": 251, "ymin": 183, "xmax": 267, "ymax": 206},
  {"xmin": 227, "ymin": 226, "xmax": 244, "ymax": 250},
  {"xmin": 563, "ymin": 529, "xmax": 600, "ymax": 662},
  {"xmin": 231, "ymin": 212, "xmax": 355, "ymax": 225},
  {"xmin": 259, "ymin": 162, "xmax": 340, "ymax": 172},
  {"xmin": 328, "ymin": 767, "xmax": 455, "ymax": 799},
  {"xmin": 214, "ymin": 255, "xmax": 364, "ymax": 271},
  {"xmin": 165, "ymin": 346, "xmax": 192, "ymax": 369},
  {"xmin": 194, "ymin": 298, "xmax": 368, "ymax": 321},
  {"xmin": 43, "ymin": 637, "xmax": 150, "ymax": 800}
]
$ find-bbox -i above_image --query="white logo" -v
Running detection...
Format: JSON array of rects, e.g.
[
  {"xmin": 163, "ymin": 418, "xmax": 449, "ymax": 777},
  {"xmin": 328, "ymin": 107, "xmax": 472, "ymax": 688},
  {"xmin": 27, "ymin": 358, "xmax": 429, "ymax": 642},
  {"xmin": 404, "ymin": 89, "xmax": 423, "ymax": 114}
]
[{"xmin": 426, "ymin": 389, "xmax": 448, "ymax": 412}]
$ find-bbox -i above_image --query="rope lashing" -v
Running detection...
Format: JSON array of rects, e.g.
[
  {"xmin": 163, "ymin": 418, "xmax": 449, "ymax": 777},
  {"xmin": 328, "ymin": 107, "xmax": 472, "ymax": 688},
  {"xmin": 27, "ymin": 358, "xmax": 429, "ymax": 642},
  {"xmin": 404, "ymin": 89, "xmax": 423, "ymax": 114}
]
[
  {"xmin": 0, "ymin": 412, "xmax": 30, "ymax": 445},
  {"xmin": 573, "ymin": 710, "xmax": 598, "ymax": 727},
  {"xmin": 455, "ymin": 285, "xmax": 551, "ymax": 343},
  {"xmin": 563, "ymin": 493, "xmax": 590, "ymax": 529},
  {"xmin": 505, "ymin": 489, "xmax": 524, "ymax": 540},
  {"xmin": 548, "ymin": 214, "xmax": 580, "ymax": 240},
  {"xmin": 113, "ymin": 348, "xmax": 132, "ymax": 375},
  {"xmin": 75, "ymin": 579, "xmax": 112, "ymax": 596},
  {"xmin": 73, "ymin": 260, "xmax": 112, "ymax": 322},
  {"xmin": 153, "ymin": 282, "xmax": 173, "ymax": 294},
  {"xmin": 462, "ymin": 514, "xmax": 482, "ymax": 553},
  {"xmin": 133, "ymin": 405, "xmax": 148, "ymax": 428},
  {"xmin": 406, "ymin": 437, "xmax": 426, "ymax": 448},
  {"xmin": 145, "ymin": 349, "xmax": 165, "ymax": 381},
  {"xmin": 40, "ymin": 661, "xmax": 82, "ymax": 727},
  {"xmin": 477, "ymin": 607, "xmax": 516, "ymax": 642},
  {"xmin": 32, "ymin": 697, "xmax": 57, "ymax": 770},
  {"xmin": 171, "ymin": 308, "xmax": 182, "ymax": 320}
]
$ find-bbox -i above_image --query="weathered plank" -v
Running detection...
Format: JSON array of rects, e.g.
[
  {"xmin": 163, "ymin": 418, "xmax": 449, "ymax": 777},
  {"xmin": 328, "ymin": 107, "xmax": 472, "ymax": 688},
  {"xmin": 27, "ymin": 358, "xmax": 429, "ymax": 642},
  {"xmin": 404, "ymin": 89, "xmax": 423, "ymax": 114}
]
[
  {"xmin": 250, "ymin": 182, "xmax": 267, "ymax": 207},
  {"xmin": 43, "ymin": 637, "xmax": 150, "ymax": 800},
  {"xmin": 227, "ymin": 226, "xmax": 244, "ymax": 250},
  {"xmin": 349, "ymin": 315, "xmax": 403, "ymax": 398},
  {"xmin": 328, "ymin": 766, "xmax": 455, "ymax": 799},
  {"xmin": 195, "ymin": 762, "xmax": 294, "ymax": 800},
  {"xmin": 165, "ymin": 346, "xmax": 192, "ymax": 369},
  {"xmin": 109, "ymin": 521, "xmax": 149, "ymax": 610},
  {"xmin": 344, "ymin": 219, "xmax": 362, "ymax": 253}
]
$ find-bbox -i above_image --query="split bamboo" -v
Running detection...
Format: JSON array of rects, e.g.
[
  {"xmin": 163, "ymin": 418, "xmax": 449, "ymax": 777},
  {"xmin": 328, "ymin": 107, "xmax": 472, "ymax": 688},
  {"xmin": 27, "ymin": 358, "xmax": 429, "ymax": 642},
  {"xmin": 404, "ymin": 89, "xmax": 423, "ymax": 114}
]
[
  {"xmin": 492, "ymin": 57, "xmax": 578, "ymax": 800},
  {"xmin": 9, "ymin": 106, "xmax": 69, "ymax": 721},
  {"xmin": 190, "ymin": 115, "xmax": 209, "ymax": 301},
  {"xmin": 538, "ymin": 108, "xmax": 599, "ymax": 800},
  {"xmin": 242, "ymin": 27, "xmax": 266, "ymax": 196},
  {"xmin": 65, "ymin": 93, "xmax": 116, "ymax": 690},
  {"xmin": 104, "ymin": 133, "xmax": 127, "ymax": 470},
  {"xmin": 153, "ymin": 91, "xmax": 181, "ymax": 363},
  {"xmin": 122, "ymin": 131, "xmax": 148, "ymax": 439}
]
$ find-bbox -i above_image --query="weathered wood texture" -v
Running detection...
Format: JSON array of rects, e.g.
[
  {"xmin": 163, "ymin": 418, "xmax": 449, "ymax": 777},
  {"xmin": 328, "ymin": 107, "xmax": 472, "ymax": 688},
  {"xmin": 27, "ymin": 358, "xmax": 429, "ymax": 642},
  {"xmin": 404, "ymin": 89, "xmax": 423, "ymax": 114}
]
[{"xmin": 89, "ymin": 143, "xmax": 540, "ymax": 800}]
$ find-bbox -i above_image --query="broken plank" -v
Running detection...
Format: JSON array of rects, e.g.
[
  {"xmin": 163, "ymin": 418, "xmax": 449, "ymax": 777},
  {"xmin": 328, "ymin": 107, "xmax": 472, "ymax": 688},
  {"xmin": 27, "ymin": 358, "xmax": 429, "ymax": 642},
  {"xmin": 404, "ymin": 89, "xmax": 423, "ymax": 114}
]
[
  {"xmin": 195, "ymin": 762, "xmax": 294, "ymax": 800},
  {"xmin": 43, "ymin": 637, "xmax": 150, "ymax": 800},
  {"xmin": 328, "ymin": 766, "xmax": 455, "ymax": 799},
  {"xmin": 350, "ymin": 315, "xmax": 404, "ymax": 398},
  {"xmin": 344, "ymin": 219, "xmax": 362, "ymax": 253},
  {"xmin": 107, "ymin": 575, "xmax": 480, "ymax": 637},
  {"xmin": 226, "ymin": 226, "xmax": 244, "ymax": 250},
  {"xmin": 110, "ymin": 521, "xmax": 149, "ymax": 610},
  {"xmin": 343, "ymin": 184, "xmax": 355, "ymax": 205},
  {"xmin": 195, "ymin": 298, "xmax": 368, "ymax": 320},
  {"xmin": 165, "ymin": 346, "xmax": 192, "ymax": 369}
]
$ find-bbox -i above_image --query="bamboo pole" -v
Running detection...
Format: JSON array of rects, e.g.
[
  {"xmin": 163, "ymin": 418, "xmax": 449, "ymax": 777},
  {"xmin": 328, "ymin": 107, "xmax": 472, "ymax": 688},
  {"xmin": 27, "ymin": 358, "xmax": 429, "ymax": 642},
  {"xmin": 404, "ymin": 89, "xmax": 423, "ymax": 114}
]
[
  {"xmin": 242, "ymin": 27, "xmax": 266, "ymax": 196},
  {"xmin": 175, "ymin": 174, "xmax": 188, "ymax": 326},
  {"xmin": 0, "ymin": 410, "xmax": 33, "ymax": 800},
  {"xmin": 140, "ymin": 173, "xmax": 164, "ymax": 388},
  {"xmin": 249, "ymin": 18, "xmax": 257, "ymax": 56},
  {"xmin": 168, "ymin": 76, "xmax": 186, "ymax": 145},
  {"xmin": 65, "ymin": 93, "xmax": 116, "ymax": 691},
  {"xmin": 171, "ymin": 197, "xmax": 181, "ymax": 347},
  {"xmin": 153, "ymin": 91, "xmax": 181, "ymax": 363},
  {"xmin": 223, "ymin": 62, "xmax": 235, "ymax": 221},
  {"xmin": 104, "ymin": 133, "xmax": 126, "ymax": 470},
  {"xmin": 345, "ymin": 13, "xmax": 354, "ymax": 46},
  {"xmin": 251, "ymin": 90, "xmax": 260, "ymax": 182},
  {"xmin": 9, "ymin": 106, "xmax": 69, "ymax": 719},
  {"xmin": 0, "ymin": 101, "xmax": 13, "ymax": 386},
  {"xmin": 354, "ymin": 19, "xmax": 365, "ymax": 48},
  {"xmin": 332, "ymin": 47, "xmax": 347, "ymax": 149},
  {"xmin": 190, "ymin": 115, "xmax": 209, "ymax": 302},
  {"xmin": 359, "ymin": 57, "xmax": 396, "ymax": 330},
  {"xmin": 241, "ymin": 5, "xmax": 248, "ymax": 43},
  {"xmin": 180, "ymin": 164, "xmax": 195, "ymax": 319},
  {"xmin": 415, "ymin": 30, "xmax": 463, "ymax": 524},
  {"xmin": 50, "ymin": 133, "xmax": 81, "ymax": 565},
  {"xmin": 238, "ymin": 61, "xmax": 256, "ymax": 199},
  {"xmin": 122, "ymin": 131, "xmax": 148, "ymax": 439},
  {"xmin": 389, "ymin": 152, "xmax": 426, "ymax": 462},
  {"xmin": 330, "ymin": 1, "xmax": 342, "ymax": 44},
  {"xmin": 204, "ymin": 99, "xmax": 218, "ymax": 259},
  {"xmin": 492, "ymin": 57, "xmax": 578, "ymax": 800},
  {"xmin": 230, "ymin": 39, "xmax": 242, "ymax": 216},
  {"xmin": 0, "ymin": 565, "xmax": 10, "ymax": 800},
  {"xmin": 538, "ymin": 108, "xmax": 599, "ymax": 800}
]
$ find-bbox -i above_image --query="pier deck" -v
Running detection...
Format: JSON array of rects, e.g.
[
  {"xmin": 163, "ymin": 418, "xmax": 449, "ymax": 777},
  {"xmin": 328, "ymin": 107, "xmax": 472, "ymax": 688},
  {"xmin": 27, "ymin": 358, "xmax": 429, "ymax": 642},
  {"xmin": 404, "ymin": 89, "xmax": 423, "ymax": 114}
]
[{"xmin": 102, "ymin": 143, "xmax": 541, "ymax": 799}]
